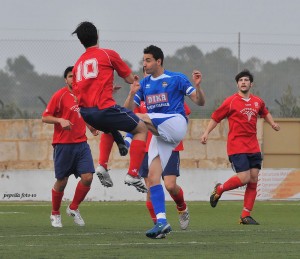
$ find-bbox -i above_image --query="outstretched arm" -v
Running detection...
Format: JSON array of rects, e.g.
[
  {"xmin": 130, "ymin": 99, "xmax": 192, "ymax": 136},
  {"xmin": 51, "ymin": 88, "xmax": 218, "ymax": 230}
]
[
  {"xmin": 200, "ymin": 119, "xmax": 218, "ymax": 144},
  {"xmin": 189, "ymin": 70, "xmax": 205, "ymax": 106}
]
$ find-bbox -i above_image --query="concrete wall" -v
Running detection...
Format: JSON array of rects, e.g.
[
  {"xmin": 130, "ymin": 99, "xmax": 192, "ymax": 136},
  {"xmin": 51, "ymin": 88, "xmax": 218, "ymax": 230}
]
[
  {"xmin": 0, "ymin": 118, "xmax": 298, "ymax": 170},
  {"xmin": 263, "ymin": 119, "xmax": 300, "ymax": 168},
  {"xmin": 0, "ymin": 119, "xmax": 247, "ymax": 170}
]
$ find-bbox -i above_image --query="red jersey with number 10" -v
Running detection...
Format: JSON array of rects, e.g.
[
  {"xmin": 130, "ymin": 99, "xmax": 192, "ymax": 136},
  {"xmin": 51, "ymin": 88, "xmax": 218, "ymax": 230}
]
[
  {"xmin": 72, "ymin": 46, "xmax": 132, "ymax": 109},
  {"xmin": 211, "ymin": 93, "xmax": 269, "ymax": 155}
]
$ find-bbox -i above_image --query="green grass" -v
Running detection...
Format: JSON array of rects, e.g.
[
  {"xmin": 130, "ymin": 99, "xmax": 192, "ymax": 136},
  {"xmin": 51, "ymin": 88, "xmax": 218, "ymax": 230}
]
[{"xmin": 0, "ymin": 201, "xmax": 299, "ymax": 259}]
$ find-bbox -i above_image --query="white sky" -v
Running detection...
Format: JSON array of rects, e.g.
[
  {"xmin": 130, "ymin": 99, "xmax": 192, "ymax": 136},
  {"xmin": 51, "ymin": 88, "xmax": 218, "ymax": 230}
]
[
  {"xmin": 1, "ymin": 0, "xmax": 300, "ymax": 73},
  {"xmin": 1, "ymin": 0, "xmax": 300, "ymax": 42}
]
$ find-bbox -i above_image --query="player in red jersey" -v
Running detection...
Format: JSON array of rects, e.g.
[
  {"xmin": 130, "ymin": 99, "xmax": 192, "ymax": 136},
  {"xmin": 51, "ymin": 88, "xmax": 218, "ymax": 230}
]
[
  {"xmin": 42, "ymin": 66, "xmax": 95, "ymax": 228},
  {"xmin": 72, "ymin": 21, "xmax": 148, "ymax": 193},
  {"xmin": 201, "ymin": 69, "xmax": 280, "ymax": 225}
]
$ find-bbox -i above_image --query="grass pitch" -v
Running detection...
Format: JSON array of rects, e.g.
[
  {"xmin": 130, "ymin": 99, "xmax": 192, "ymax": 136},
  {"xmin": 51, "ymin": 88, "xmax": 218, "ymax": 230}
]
[{"xmin": 0, "ymin": 200, "xmax": 299, "ymax": 258}]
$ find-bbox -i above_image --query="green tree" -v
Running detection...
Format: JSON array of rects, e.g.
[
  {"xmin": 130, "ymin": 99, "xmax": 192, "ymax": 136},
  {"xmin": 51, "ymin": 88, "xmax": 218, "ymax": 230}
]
[
  {"xmin": 254, "ymin": 58, "xmax": 300, "ymax": 113},
  {"xmin": 3, "ymin": 55, "xmax": 62, "ymax": 117},
  {"xmin": 1, "ymin": 46, "xmax": 300, "ymax": 120},
  {"xmin": 275, "ymin": 85, "xmax": 300, "ymax": 117},
  {"xmin": 0, "ymin": 103, "xmax": 30, "ymax": 119},
  {"xmin": 6, "ymin": 55, "xmax": 34, "ymax": 76}
]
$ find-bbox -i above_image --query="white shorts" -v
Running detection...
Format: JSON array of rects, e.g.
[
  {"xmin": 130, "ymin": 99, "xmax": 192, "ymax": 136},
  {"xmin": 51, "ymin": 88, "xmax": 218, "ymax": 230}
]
[{"xmin": 147, "ymin": 113, "xmax": 187, "ymax": 171}]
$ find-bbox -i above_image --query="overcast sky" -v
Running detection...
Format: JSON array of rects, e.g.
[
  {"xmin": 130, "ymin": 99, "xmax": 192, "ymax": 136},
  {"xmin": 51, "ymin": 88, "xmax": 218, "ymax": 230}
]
[
  {"xmin": 1, "ymin": 0, "xmax": 300, "ymax": 41},
  {"xmin": 1, "ymin": 0, "xmax": 300, "ymax": 73}
]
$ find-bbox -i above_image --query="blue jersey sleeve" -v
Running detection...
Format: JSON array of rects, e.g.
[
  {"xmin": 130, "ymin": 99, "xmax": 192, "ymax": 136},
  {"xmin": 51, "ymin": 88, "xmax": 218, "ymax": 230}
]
[
  {"xmin": 172, "ymin": 72, "xmax": 195, "ymax": 96},
  {"xmin": 133, "ymin": 86, "xmax": 143, "ymax": 106}
]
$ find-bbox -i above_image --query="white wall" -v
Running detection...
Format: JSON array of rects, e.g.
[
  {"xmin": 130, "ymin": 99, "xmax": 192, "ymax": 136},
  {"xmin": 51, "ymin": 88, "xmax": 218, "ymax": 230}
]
[{"xmin": 1, "ymin": 169, "xmax": 299, "ymax": 201}]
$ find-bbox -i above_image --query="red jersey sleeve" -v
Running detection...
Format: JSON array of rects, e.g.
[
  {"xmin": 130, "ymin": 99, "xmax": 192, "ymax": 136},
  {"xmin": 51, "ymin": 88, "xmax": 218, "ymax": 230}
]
[
  {"xmin": 211, "ymin": 96, "xmax": 232, "ymax": 122},
  {"xmin": 42, "ymin": 92, "xmax": 59, "ymax": 117},
  {"xmin": 104, "ymin": 49, "xmax": 132, "ymax": 78},
  {"xmin": 258, "ymin": 98, "xmax": 269, "ymax": 118}
]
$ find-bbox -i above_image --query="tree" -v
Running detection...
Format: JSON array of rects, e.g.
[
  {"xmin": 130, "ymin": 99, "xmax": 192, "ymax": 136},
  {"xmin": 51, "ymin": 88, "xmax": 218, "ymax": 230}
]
[
  {"xmin": 6, "ymin": 55, "xmax": 34, "ymax": 77},
  {"xmin": 1, "ymin": 46, "xmax": 300, "ymax": 119},
  {"xmin": 254, "ymin": 58, "xmax": 300, "ymax": 113},
  {"xmin": 1, "ymin": 55, "xmax": 62, "ymax": 118},
  {"xmin": 275, "ymin": 85, "xmax": 300, "ymax": 117},
  {"xmin": 0, "ymin": 103, "xmax": 29, "ymax": 119}
]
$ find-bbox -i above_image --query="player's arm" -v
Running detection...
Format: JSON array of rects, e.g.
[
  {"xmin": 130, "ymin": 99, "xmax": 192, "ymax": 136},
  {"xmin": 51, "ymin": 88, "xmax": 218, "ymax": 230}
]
[
  {"xmin": 189, "ymin": 70, "xmax": 205, "ymax": 106},
  {"xmin": 42, "ymin": 115, "xmax": 73, "ymax": 130},
  {"xmin": 200, "ymin": 119, "xmax": 218, "ymax": 144},
  {"xmin": 124, "ymin": 75, "xmax": 140, "ymax": 110},
  {"xmin": 264, "ymin": 113, "xmax": 280, "ymax": 131},
  {"xmin": 123, "ymin": 73, "xmax": 135, "ymax": 84}
]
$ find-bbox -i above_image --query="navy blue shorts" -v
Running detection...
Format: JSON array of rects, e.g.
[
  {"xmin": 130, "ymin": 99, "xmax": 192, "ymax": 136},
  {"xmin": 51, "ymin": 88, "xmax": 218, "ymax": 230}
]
[
  {"xmin": 229, "ymin": 152, "xmax": 262, "ymax": 173},
  {"xmin": 80, "ymin": 105, "xmax": 140, "ymax": 133},
  {"xmin": 139, "ymin": 151, "xmax": 180, "ymax": 178},
  {"xmin": 53, "ymin": 142, "xmax": 95, "ymax": 179}
]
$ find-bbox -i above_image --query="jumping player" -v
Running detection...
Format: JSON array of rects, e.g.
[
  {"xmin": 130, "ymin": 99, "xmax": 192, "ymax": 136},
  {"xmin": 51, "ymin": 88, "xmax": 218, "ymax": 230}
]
[{"xmin": 72, "ymin": 21, "xmax": 148, "ymax": 193}]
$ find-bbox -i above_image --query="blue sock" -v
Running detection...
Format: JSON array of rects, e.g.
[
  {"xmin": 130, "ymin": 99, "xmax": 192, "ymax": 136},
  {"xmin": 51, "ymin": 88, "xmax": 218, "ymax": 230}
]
[
  {"xmin": 124, "ymin": 133, "xmax": 133, "ymax": 148},
  {"xmin": 150, "ymin": 184, "xmax": 167, "ymax": 224}
]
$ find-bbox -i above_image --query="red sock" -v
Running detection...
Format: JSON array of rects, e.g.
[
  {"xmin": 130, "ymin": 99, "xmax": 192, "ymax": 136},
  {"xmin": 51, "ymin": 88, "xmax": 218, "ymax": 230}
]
[
  {"xmin": 218, "ymin": 175, "xmax": 244, "ymax": 195},
  {"xmin": 51, "ymin": 188, "xmax": 64, "ymax": 215},
  {"xmin": 99, "ymin": 133, "xmax": 114, "ymax": 170},
  {"xmin": 241, "ymin": 182, "xmax": 257, "ymax": 218},
  {"xmin": 128, "ymin": 139, "xmax": 146, "ymax": 177},
  {"xmin": 170, "ymin": 187, "xmax": 186, "ymax": 211},
  {"xmin": 146, "ymin": 201, "xmax": 157, "ymax": 224},
  {"xmin": 69, "ymin": 181, "xmax": 90, "ymax": 210}
]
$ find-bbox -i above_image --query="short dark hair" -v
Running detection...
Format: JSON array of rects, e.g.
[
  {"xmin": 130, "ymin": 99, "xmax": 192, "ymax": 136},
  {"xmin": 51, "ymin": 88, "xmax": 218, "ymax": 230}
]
[
  {"xmin": 72, "ymin": 21, "xmax": 98, "ymax": 48},
  {"xmin": 144, "ymin": 45, "xmax": 164, "ymax": 66},
  {"xmin": 235, "ymin": 69, "xmax": 253, "ymax": 83},
  {"xmin": 64, "ymin": 66, "xmax": 73, "ymax": 79}
]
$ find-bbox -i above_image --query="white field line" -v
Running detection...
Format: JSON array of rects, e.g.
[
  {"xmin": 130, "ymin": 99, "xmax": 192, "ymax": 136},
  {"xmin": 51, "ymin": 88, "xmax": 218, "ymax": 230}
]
[
  {"xmin": 1, "ymin": 240, "xmax": 300, "ymax": 248},
  {"xmin": 0, "ymin": 212, "xmax": 26, "ymax": 214},
  {"xmin": 1, "ymin": 228, "xmax": 300, "ymax": 239}
]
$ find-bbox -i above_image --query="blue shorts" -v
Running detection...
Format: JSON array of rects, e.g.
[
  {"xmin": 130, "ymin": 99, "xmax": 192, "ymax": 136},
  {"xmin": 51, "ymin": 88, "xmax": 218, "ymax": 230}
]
[
  {"xmin": 229, "ymin": 152, "xmax": 262, "ymax": 173},
  {"xmin": 53, "ymin": 142, "xmax": 95, "ymax": 179},
  {"xmin": 80, "ymin": 105, "xmax": 140, "ymax": 133},
  {"xmin": 139, "ymin": 151, "xmax": 180, "ymax": 178}
]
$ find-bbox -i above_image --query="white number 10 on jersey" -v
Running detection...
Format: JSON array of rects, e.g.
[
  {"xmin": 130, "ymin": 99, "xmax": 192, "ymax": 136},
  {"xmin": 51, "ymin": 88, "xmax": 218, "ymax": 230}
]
[{"xmin": 76, "ymin": 59, "xmax": 98, "ymax": 81}]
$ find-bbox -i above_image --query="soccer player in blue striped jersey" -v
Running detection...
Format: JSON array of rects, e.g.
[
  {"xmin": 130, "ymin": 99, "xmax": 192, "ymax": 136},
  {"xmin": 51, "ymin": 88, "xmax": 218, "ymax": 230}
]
[{"xmin": 124, "ymin": 45, "xmax": 205, "ymax": 239}]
